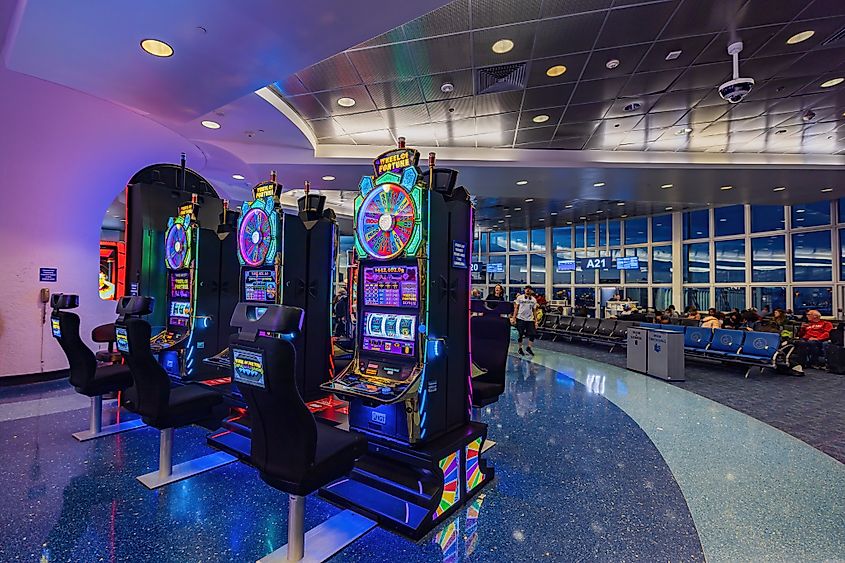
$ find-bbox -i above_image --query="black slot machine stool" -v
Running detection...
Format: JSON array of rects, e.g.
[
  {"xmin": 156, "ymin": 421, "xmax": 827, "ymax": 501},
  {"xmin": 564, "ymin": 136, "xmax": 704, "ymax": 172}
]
[
  {"xmin": 50, "ymin": 293, "xmax": 145, "ymax": 441},
  {"xmin": 118, "ymin": 296, "xmax": 235, "ymax": 489},
  {"xmin": 228, "ymin": 303, "xmax": 374, "ymax": 562},
  {"xmin": 470, "ymin": 301, "xmax": 510, "ymax": 409}
]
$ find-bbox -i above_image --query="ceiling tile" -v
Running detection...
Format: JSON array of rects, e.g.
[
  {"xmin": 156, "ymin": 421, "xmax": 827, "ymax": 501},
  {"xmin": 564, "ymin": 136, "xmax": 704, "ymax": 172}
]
[
  {"xmin": 736, "ymin": 0, "xmax": 809, "ymax": 29},
  {"xmin": 542, "ymin": 0, "xmax": 612, "ymax": 18},
  {"xmin": 650, "ymin": 89, "xmax": 709, "ymax": 112},
  {"xmin": 407, "ymin": 33, "xmax": 473, "ymax": 74},
  {"xmin": 580, "ymin": 43, "xmax": 650, "ymax": 80},
  {"xmin": 660, "ymin": 0, "xmax": 727, "ymax": 39},
  {"xmin": 313, "ymin": 85, "xmax": 377, "ymax": 116},
  {"xmin": 352, "ymin": 27, "xmax": 407, "ymax": 49},
  {"xmin": 317, "ymin": 135, "xmax": 356, "ymax": 145},
  {"xmin": 569, "ymin": 76, "xmax": 628, "ymax": 104},
  {"xmin": 674, "ymin": 62, "xmax": 730, "ymax": 91},
  {"xmin": 637, "ymin": 35, "xmax": 713, "ymax": 73},
  {"xmin": 595, "ymin": 1, "xmax": 678, "ymax": 49},
  {"xmin": 694, "ymin": 26, "xmax": 781, "ymax": 65},
  {"xmin": 562, "ymin": 101, "xmax": 612, "ymax": 122},
  {"xmin": 475, "ymin": 91, "xmax": 523, "ymax": 116},
  {"xmin": 307, "ymin": 118, "xmax": 346, "ymax": 139},
  {"xmin": 472, "ymin": 21, "xmax": 538, "ymax": 67},
  {"xmin": 432, "ymin": 118, "xmax": 478, "ymax": 141},
  {"xmin": 549, "ymin": 136, "xmax": 591, "ymax": 149},
  {"xmin": 350, "ymin": 129, "xmax": 396, "ymax": 145},
  {"xmin": 272, "ymin": 76, "xmax": 310, "ymax": 97},
  {"xmin": 796, "ymin": 0, "xmax": 845, "ymax": 20},
  {"xmin": 402, "ymin": 0, "xmax": 470, "ymax": 39},
  {"xmin": 619, "ymin": 69, "xmax": 683, "ymax": 97},
  {"xmin": 286, "ymin": 94, "xmax": 329, "ymax": 120},
  {"xmin": 332, "ymin": 110, "xmax": 387, "ymax": 134},
  {"xmin": 379, "ymin": 103, "xmax": 432, "ymax": 128},
  {"xmin": 366, "ymin": 79, "xmax": 424, "ymax": 109},
  {"xmin": 522, "ymin": 83, "xmax": 575, "ymax": 110},
  {"xmin": 471, "ymin": 0, "xmax": 542, "ymax": 28},
  {"xmin": 389, "ymin": 123, "xmax": 438, "ymax": 146},
  {"xmin": 427, "ymin": 96, "xmax": 475, "ymax": 121},
  {"xmin": 475, "ymin": 112, "xmax": 520, "ymax": 133},
  {"xmin": 516, "ymin": 126, "xmax": 557, "ymax": 144},
  {"xmin": 475, "ymin": 129, "xmax": 516, "ymax": 147},
  {"xmin": 347, "ymin": 43, "xmax": 417, "ymax": 83},
  {"xmin": 533, "ymin": 12, "xmax": 607, "ymax": 58},
  {"xmin": 418, "ymin": 70, "xmax": 475, "ymax": 102},
  {"xmin": 526, "ymin": 53, "xmax": 589, "ymax": 87},
  {"xmin": 753, "ymin": 16, "xmax": 845, "ymax": 58},
  {"xmin": 635, "ymin": 109, "xmax": 688, "ymax": 130},
  {"xmin": 296, "ymin": 54, "xmax": 360, "ymax": 92},
  {"xmin": 554, "ymin": 120, "xmax": 601, "ymax": 138}
]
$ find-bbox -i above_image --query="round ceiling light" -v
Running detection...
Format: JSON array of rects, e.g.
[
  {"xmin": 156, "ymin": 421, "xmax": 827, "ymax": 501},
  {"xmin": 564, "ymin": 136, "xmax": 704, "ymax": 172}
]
[
  {"xmin": 786, "ymin": 30, "xmax": 815, "ymax": 45},
  {"xmin": 491, "ymin": 39, "xmax": 514, "ymax": 54},
  {"xmin": 820, "ymin": 78, "xmax": 844, "ymax": 88},
  {"xmin": 564, "ymin": 204, "xmax": 573, "ymax": 209},
  {"xmin": 516, "ymin": 180, "xmax": 528, "ymax": 185},
  {"xmin": 546, "ymin": 65, "xmax": 567, "ymax": 77},
  {"xmin": 322, "ymin": 175, "xmax": 336, "ymax": 181},
  {"xmin": 337, "ymin": 97, "xmax": 356, "ymax": 107},
  {"xmin": 532, "ymin": 114, "xmax": 550, "ymax": 123},
  {"xmin": 201, "ymin": 120, "xmax": 221, "ymax": 129},
  {"xmin": 232, "ymin": 174, "xmax": 245, "ymax": 180},
  {"xmin": 140, "ymin": 38, "xmax": 173, "ymax": 57},
  {"xmin": 605, "ymin": 59, "xmax": 620, "ymax": 69}
]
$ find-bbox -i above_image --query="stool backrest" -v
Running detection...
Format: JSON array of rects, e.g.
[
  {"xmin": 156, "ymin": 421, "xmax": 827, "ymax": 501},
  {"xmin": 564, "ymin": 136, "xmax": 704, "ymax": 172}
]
[
  {"xmin": 123, "ymin": 318, "xmax": 171, "ymax": 418},
  {"xmin": 50, "ymin": 293, "xmax": 95, "ymax": 389},
  {"xmin": 470, "ymin": 314, "xmax": 509, "ymax": 390}
]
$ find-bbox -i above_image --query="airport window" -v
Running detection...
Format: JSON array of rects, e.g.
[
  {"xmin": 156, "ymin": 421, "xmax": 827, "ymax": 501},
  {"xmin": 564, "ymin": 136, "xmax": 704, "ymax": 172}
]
[
  {"xmin": 683, "ymin": 209, "xmax": 709, "ymax": 239},
  {"xmin": 531, "ymin": 228, "xmax": 546, "ymax": 252},
  {"xmin": 552, "ymin": 287, "xmax": 571, "ymax": 302},
  {"xmin": 624, "ymin": 247, "xmax": 648, "ymax": 284},
  {"xmin": 488, "ymin": 255, "xmax": 506, "ymax": 283},
  {"xmin": 575, "ymin": 250, "xmax": 596, "ymax": 285},
  {"xmin": 714, "ymin": 205, "xmax": 744, "ymax": 237},
  {"xmin": 599, "ymin": 249, "xmax": 621, "ymax": 284},
  {"xmin": 625, "ymin": 287, "xmax": 648, "ymax": 307},
  {"xmin": 553, "ymin": 251, "xmax": 573, "ymax": 285},
  {"xmin": 792, "ymin": 230, "xmax": 832, "ymax": 282},
  {"xmin": 509, "ymin": 254, "xmax": 527, "ymax": 285},
  {"xmin": 652, "ymin": 245, "xmax": 672, "ymax": 283},
  {"xmin": 651, "ymin": 214, "xmax": 672, "ymax": 243},
  {"xmin": 624, "ymin": 217, "xmax": 647, "ymax": 245},
  {"xmin": 480, "ymin": 232, "xmax": 488, "ymax": 254},
  {"xmin": 714, "ymin": 239, "xmax": 745, "ymax": 283},
  {"xmin": 750, "ymin": 205, "xmax": 785, "ymax": 233},
  {"xmin": 684, "ymin": 287, "xmax": 710, "ymax": 310},
  {"xmin": 683, "ymin": 242, "xmax": 710, "ymax": 283},
  {"xmin": 752, "ymin": 287, "xmax": 786, "ymax": 312},
  {"xmin": 751, "ymin": 235, "xmax": 786, "ymax": 283},
  {"xmin": 653, "ymin": 288, "xmax": 672, "ymax": 311},
  {"xmin": 490, "ymin": 231, "xmax": 507, "ymax": 253},
  {"xmin": 586, "ymin": 223, "xmax": 596, "ymax": 247},
  {"xmin": 793, "ymin": 286, "xmax": 833, "ymax": 316},
  {"xmin": 575, "ymin": 224, "xmax": 586, "ymax": 248},
  {"xmin": 574, "ymin": 287, "xmax": 595, "ymax": 310},
  {"xmin": 530, "ymin": 254, "xmax": 546, "ymax": 285},
  {"xmin": 608, "ymin": 220, "xmax": 621, "ymax": 246},
  {"xmin": 472, "ymin": 235, "xmax": 479, "ymax": 255},
  {"xmin": 553, "ymin": 226, "xmax": 572, "ymax": 251},
  {"xmin": 715, "ymin": 286, "xmax": 745, "ymax": 311},
  {"xmin": 839, "ymin": 198, "xmax": 845, "ymax": 223},
  {"xmin": 510, "ymin": 230, "xmax": 529, "ymax": 252},
  {"xmin": 791, "ymin": 201, "xmax": 830, "ymax": 229}
]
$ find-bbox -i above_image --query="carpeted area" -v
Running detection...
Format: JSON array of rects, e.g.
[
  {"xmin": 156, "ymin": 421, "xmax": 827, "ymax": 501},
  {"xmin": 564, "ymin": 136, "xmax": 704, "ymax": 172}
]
[{"xmin": 533, "ymin": 337, "xmax": 845, "ymax": 465}]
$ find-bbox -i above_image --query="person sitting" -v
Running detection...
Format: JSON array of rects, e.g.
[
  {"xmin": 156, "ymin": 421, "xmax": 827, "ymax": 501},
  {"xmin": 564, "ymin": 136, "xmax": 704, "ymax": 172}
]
[
  {"xmin": 701, "ymin": 311, "xmax": 722, "ymax": 329},
  {"xmin": 686, "ymin": 308, "xmax": 701, "ymax": 321},
  {"xmin": 655, "ymin": 312, "xmax": 670, "ymax": 324},
  {"xmin": 486, "ymin": 284, "xmax": 505, "ymax": 302},
  {"xmin": 665, "ymin": 305, "xmax": 680, "ymax": 318},
  {"xmin": 723, "ymin": 310, "xmax": 744, "ymax": 329},
  {"xmin": 760, "ymin": 305, "xmax": 771, "ymax": 318},
  {"xmin": 797, "ymin": 310, "xmax": 833, "ymax": 368},
  {"xmin": 471, "ymin": 288, "xmax": 483, "ymax": 299},
  {"xmin": 742, "ymin": 308, "xmax": 761, "ymax": 326}
]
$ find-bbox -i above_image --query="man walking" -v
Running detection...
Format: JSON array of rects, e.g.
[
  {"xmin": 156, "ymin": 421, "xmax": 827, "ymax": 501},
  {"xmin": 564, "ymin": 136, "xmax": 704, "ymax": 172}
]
[{"xmin": 512, "ymin": 285, "xmax": 539, "ymax": 356}]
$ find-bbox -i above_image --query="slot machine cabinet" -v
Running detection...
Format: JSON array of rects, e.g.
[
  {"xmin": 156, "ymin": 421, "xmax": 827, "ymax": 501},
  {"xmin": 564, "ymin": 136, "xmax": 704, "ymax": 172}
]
[{"xmin": 320, "ymin": 141, "xmax": 492, "ymax": 539}]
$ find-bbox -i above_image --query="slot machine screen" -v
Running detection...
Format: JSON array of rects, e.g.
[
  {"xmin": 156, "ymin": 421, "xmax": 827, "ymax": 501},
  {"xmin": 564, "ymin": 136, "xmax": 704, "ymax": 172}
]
[
  {"xmin": 115, "ymin": 326, "xmax": 129, "ymax": 353},
  {"xmin": 243, "ymin": 269, "xmax": 278, "ymax": 303},
  {"xmin": 363, "ymin": 265, "xmax": 418, "ymax": 308},
  {"xmin": 170, "ymin": 270, "xmax": 190, "ymax": 299},
  {"xmin": 361, "ymin": 312, "xmax": 416, "ymax": 357},
  {"xmin": 232, "ymin": 346, "xmax": 266, "ymax": 388},
  {"xmin": 50, "ymin": 317, "xmax": 62, "ymax": 338},
  {"xmin": 169, "ymin": 301, "xmax": 190, "ymax": 328}
]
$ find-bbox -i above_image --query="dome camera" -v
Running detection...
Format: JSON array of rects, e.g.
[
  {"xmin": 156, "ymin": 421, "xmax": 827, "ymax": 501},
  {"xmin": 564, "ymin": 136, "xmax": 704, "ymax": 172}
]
[{"xmin": 719, "ymin": 42, "xmax": 754, "ymax": 104}]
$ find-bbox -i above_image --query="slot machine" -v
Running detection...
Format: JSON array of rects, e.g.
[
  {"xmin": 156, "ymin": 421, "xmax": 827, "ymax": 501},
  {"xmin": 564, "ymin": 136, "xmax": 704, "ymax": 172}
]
[{"xmin": 320, "ymin": 139, "xmax": 492, "ymax": 539}]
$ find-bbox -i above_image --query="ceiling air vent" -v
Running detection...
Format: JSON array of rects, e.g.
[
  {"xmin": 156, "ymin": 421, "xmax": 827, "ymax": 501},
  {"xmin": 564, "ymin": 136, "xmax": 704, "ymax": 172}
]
[
  {"xmin": 476, "ymin": 62, "xmax": 527, "ymax": 94},
  {"xmin": 822, "ymin": 26, "xmax": 845, "ymax": 46}
]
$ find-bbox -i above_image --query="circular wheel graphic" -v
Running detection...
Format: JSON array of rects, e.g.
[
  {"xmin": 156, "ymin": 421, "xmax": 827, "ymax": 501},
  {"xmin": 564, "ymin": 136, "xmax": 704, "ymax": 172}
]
[
  {"xmin": 238, "ymin": 208, "xmax": 273, "ymax": 266},
  {"xmin": 357, "ymin": 183, "xmax": 416, "ymax": 260},
  {"xmin": 165, "ymin": 223, "xmax": 189, "ymax": 269}
]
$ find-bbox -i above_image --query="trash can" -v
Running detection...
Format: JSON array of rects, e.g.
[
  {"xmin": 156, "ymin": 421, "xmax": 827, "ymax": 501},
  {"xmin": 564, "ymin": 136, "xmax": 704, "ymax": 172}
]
[
  {"xmin": 626, "ymin": 327, "xmax": 648, "ymax": 373},
  {"xmin": 646, "ymin": 329, "xmax": 685, "ymax": 381}
]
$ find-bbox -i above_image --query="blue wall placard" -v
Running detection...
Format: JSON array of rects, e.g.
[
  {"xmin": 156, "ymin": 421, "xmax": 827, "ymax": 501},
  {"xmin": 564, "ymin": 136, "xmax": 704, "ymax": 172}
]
[
  {"xmin": 39, "ymin": 268, "xmax": 57, "ymax": 282},
  {"xmin": 452, "ymin": 240, "xmax": 468, "ymax": 269}
]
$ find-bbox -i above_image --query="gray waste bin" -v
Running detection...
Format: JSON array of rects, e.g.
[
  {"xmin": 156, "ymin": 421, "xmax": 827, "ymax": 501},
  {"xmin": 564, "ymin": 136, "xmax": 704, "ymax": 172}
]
[
  {"xmin": 646, "ymin": 330, "xmax": 685, "ymax": 381},
  {"xmin": 626, "ymin": 327, "xmax": 648, "ymax": 373}
]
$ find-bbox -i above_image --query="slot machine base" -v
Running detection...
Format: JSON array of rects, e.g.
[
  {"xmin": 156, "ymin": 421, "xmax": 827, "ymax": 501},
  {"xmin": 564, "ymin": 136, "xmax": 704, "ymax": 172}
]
[{"xmin": 319, "ymin": 421, "xmax": 493, "ymax": 540}]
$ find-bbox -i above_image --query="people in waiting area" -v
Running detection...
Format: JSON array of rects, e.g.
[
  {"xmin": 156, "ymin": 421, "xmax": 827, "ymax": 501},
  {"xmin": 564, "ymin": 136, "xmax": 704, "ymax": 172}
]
[
  {"xmin": 701, "ymin": 311, "xmax": 722, "ymax": 329},
  {"xmin": 761, "ymin": 306, "xmax": 771, "ymax": 317},
  {"xmin": 486, "ymin": 284, "xmax": 505, "ymax": 302},
  {"xmin": 655, "ymin": 312, "xmax": 670, "ymax": 324},
  {"xmin": 511, "ymin": 285, "xmax": 539, "ymax": 357},
  {"xmin": 471, "ymin": 288, "xmax": 483, "ymax": 299},
  {"xmin": 665, "ymin": 305, "xmax": 680, "ymax": 318},
  {"xmin": 723, "ymin": 310, "xmax": 744, "ymax": 329},
  {"xmin": 797, "ymin": 310, "xmax": 833, "ymax": 368},
  {"xmin": 754, "ymin": 309, "xmax": 786, "ymax": 334},
  {"xmin": 686, "ymin": 308, "xmax": 701, "ymax": 321}
]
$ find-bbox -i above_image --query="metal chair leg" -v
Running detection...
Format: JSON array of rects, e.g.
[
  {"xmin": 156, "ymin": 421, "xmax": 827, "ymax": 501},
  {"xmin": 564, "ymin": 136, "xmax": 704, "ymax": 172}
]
[
  {"xmin": 287, "ymin": 495, "xmax": 305, "ymax": 561},
  {"xmin": 72, "ymin": 395, "xmax": 146, "ymax": 441},
  {"xmin": 136, "ymin": 428, "xmax": 236, "ymax": 489}
]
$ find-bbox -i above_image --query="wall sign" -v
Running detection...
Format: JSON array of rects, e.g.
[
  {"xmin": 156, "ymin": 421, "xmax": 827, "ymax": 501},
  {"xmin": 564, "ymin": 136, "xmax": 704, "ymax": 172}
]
[
  {"xmin": 39, "ymin": 268, "xmax": 57, "ymax": 282},
  {"xmin": 452, "ymin": 241, "xmax": 468, "ymax": 269}
]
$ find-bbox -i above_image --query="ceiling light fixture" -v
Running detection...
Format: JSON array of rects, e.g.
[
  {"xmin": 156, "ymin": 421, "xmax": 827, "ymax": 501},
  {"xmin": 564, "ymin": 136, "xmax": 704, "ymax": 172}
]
[
  {"xmin": 787, "ymin": 30, "xmax": 815, "ymax": 45},
  {"xmin": 321, "ymin": 175, "xmax": 336, "ymax": 181},
  {"xmin": 665, "ymin": 50, "xmax": 682, "ymax": 61},
  {"xmin": 720, "ymin": 185, "xmax": 733, "ymax": 191},
  {"xmin": 821, "ymin": 187, "xmax": 833, "ymax": 193},
  {"xmin": 605, "ymin": 59, "xmax": 620, "ymax": 69},
  {"xmin": 525, "ymin": 198, "xmax": 534, "ymax": 202},
  {"xmin": 623, "ymin": 102, "xmax": 641, "ymax": 112},
  {"xmin": 140, "ymin": 38, "xmax": 174, "ymax": 57},
  {"xmin": 620, "ymin": 214, "xmax": 628, "ymax": 218},
  {"xmin": 514, "ymin": 207, "xmax": 522, "ymax": 211},
  {"xmin": 440, "ymin": 82, "xmax": 455, "ymax": 93},
  {"xmin": 675, "ymin": 127, "xmax": 693, "ymax": 135},
  {"xmin": 617, "ymin": 202, "xmax": 625, "ymax": 206},
  {"xmin": 773, "ymin": 186, "xmax": 786, "ymax": 192},
  {"xmin": 337, "ymin": 97, "xmax": 356, "ymax": 107},
  {"xmin": 665, "ymin": 206, "xmax": 673, "ymax": 211},
  {"xmin": 532, "ymin": 114, "xmax": 550, "ymax": 123},
  {"xmin": 579, "ymin": 216, "xmax": 587, "ymax": 220},
  {"xmin": 661, "ymin": 184, "xmax": 673, "ymax": 189},
  {"xmin": 820, "ymin": 78, "xmax": 844, "ymax": 88},
  {"xmin": 539, "ymin": 218, "xmax": 545, "ymax": 222},
  {"xmin": 492, "ymin": 39, "xmax": 514, "ymax": 54},
  {"xmin": 546, "ymin": 65, "xmax": 567, "ymax": 77},
  {"xmin": 505, "ymin": 214, "xmax": 512, "ymax": 218},
  {"xmin": 565, "ymin": 204, "xmax": 573, "ymax": 209},
  {"xmin": 516, "ymin": 180, "xmax": 528, "ymax": 185},
  {"xmin": 595, "ymin": 210, "xmax": 604, "ymax": 213},
  {"xmin": 201, "ymin": 120, "xmax": 221, "ymax": 129},
  {"xmin": 567, "ymin": 221, "xmax": 573, "ymax": 225},
  {"xmin": 550, "ymin": 212, "xmax": 558, "ymax": 216},
  {"xmin": 232, "ymin": 174, "xmax": 245, "ymax": 180},
  {"xmin": 594, "ymin": 182, "xmax": 605, "ymax": 187}
]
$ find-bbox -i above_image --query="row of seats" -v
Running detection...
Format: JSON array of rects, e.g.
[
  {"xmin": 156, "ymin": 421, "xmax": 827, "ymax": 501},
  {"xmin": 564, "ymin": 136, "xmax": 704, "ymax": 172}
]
[{"xmin": 538, "ymin": 314, "xmax": 634, "ymax": 347}]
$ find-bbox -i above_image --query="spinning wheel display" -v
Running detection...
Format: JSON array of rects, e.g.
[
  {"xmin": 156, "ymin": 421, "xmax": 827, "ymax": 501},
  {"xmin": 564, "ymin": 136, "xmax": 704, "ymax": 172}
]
[
  {"xmin": 164, "ymin": 218, "xmax": 191, "ymax": 270},
  {"xmin": 238, "ymin": 207, "xmax": 274, "ymax": 267},
  {"xmin": 357, "ymin": 183, "xmax": 417, "ymax": 260}
]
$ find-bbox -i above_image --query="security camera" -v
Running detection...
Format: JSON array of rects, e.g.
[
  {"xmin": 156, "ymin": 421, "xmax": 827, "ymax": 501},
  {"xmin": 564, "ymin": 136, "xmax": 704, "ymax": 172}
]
[{"xmin": 719, "ymin": 42, "xmax": 754, "ymax": 104}]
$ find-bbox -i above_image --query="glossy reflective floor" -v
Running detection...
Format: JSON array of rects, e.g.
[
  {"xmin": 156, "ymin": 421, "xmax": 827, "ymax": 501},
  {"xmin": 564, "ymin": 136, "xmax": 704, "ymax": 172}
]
[{"xmin": 0, "ymin": 347, "xmax": 842, "ymax": 562}]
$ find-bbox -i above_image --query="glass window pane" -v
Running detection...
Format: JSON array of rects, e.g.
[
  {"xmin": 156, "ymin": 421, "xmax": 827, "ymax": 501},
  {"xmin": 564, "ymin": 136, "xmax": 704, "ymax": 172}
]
[
  {"xmin": 840, "ymin": 228, "xmax": 845, "ymax": 281},
  {"xmin": 552, "ymin": 287, "xmax": 571, "ymax": 302},
  {"xmin": 575, "ymin": 224, "xmax": 586, "ymax": 248},
  {"xmin": 751, "ymin": 205, "xmax": 785, "ymax": 232},
  {"xmin": 714, "ymin": 205, "xmax": 744, "ymax": 237},
  {"xmin": 714, "ymin": 239, "xmax": 745, "ymax": 283},
  {"xmin": 792, "ymin": 231, "xmax": 832, "ymax": 282},
  {"xmin": 599, "ymin": 249, "xmax": 621, "ymax": 284},
  {"xmin": 575, "ymin": 249, "xmax": 595, "ymax": 285},
  {"xmin": 472, "ymin": 235, "xmax": 479, "ymax": 254},
  {"xmin": 684, "ymin": 287, "xmax": 710, "ymax": 310},
  {"xmin": 599, "ymin": 222, "xmax": 607, "ymax": 247},
  {"xmin": 574, "ymin": 287, "xmax": 595, "ymax": 310},
  {"xmin": 793, "ymin": 286, "xmax": 833, "ymax": 316},
  {"xmin": 683, "ymin": 209, "xmax": 709, "ymax": 239},
  {"xmin": 480, "ymin": 232, "xmax": 488, "ymax": 254},
  {"xmin": 586, "ymin": 223, "xmax": 596, "ymax": 247},
  {"xmin": 653, "ymin": 288, "xmax": 672, "ymax": 311},
  {"xmin": 752, "ymin": 287, "xmax": 786, "ymax": 311},
  {"xmin": 792, "ymin": 201, "xmax": 830, "ymax": 228},
  {"xmin": 531, "ymin": 228, "xmax": 546, "ymax": 251},
  {"xmin": 490, "ymin": 231, "xmax": 507, "ymax": 253},
  {"xmin": 509, "ymin": 230, "xmax": 528, "ymax": 252},
  {"xmin": 553, "ymin": 226, "xmax": 572, "ymax": 251},
  {"xmin": 715, "ymin": 287, "xmax": 745, "ymax": 311},
  {"xmin": 553, "ymin": 251, "xmax": 573, "ymax": 285},
  {"xmin": 609, "ymin": 220, "xmax": 621, "ymax": 246},
  {"xmin": 651, "ymin": 214, "xmax": 672, "ymax": 243},
  {"xmin": 508, "ymin": 287, "xmax": 521, "ymax": 301},
  {"xmin": 624, "ymin": 217, "xmax": 647, "ymax": 245},
  {"xmin": 530, "ymin": 254, "xmax": 545, "ymax": 285},
  {"xmin": 683, "ymin": 242, "xmax": 710, "ymax": 283},
  {"xmin": 652, "ymin": 244, "xmax": 672, "ymax": 283},
  {"xmin": 624, "ymin": 247, "xmax": 648, "ymax": 283},
  {"xmin": 488, "ymin": 255, "xmax": 506, "ymax": 283},
  {"xmin": 839, "ymin": 198, "xmax": 845, "ymax": 223},
  {"xmin": 625, "ymin": 287, "xmax": 648, "ymax": 307},
  {"xmin": 509, "ymin": 254, "xmax": 527, "ymax": 285},
  {"xmin": 751, "ymin": 235, "xmax": 786, "ymax": 283}
]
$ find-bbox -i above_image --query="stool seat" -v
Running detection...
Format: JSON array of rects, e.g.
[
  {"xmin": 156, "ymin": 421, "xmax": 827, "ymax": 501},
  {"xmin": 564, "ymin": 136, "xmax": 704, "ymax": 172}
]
[
  {"xmin": 140, "ymin": 383, "xmax": 223, "ymax": 430},
  {"xmin": 471, "ymin": 378, "xmax": 505, "ymax": 408},
  {"xmin": 75, "ymin": 363, "xmax": 132, "ymax": 397},
  {"xmin": 95, "ymin": 350, "xmax": 123, "ymax": 363}
]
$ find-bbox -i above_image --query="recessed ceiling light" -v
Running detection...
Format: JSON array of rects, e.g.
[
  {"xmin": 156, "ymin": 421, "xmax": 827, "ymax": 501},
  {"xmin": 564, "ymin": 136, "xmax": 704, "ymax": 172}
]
[
  {"xmin": 796, "ymin": 208, "xmax": 806, "ymax": 213},
  {"xmin": 546, "ymin": 65, "xmax": 567, "ymax": 77},
  {"xmin": 232, "ymin": 174, "xmax": 245, "ymax": 180},
  {"xmin": 525, "ymin": 198, "xmax": 534, "ymax": 202},
  {"xmin": 620, "ymin": 214, "xmax": 628, "ymax": 218},
  {"xmin": 821, "ymin": 187, "xmax": 833, "ymax": 193},
  {"xmin": 623, "ymin": 102, "xmax": 641, "ymax": 112},
  {"xmin": 665, "ymin": 50, "xmax": 682, "ymax": 61},
  {"xmin": 617, "ymin": 202, "xmax": 625, "ymax": 206},
  {"xmin": 140, "ymin": 38, "xmax": 173, "ymax": 57},
  {"xmin": 337, "ymin": 97, "xmax": 356, "ymax": 107},
  {"xmin": 820, "ymin": 78, "xmax": 844, "ymax": 88},
  {"xmin": 516, "ymin": 180, "xmax": 528, "ymax": 185},
  {"xmin": 539, "ymin": 218, "xmax": 545, "ymax": 222},
  {"xmin": 532, "ymin": 114, "xmax": 550, "ymax": 123},
  {"xmin": 498, "ymin": 219, "xmax": 505, "ymax": 223},
  {"xmin": 595, "ymin": 210, "xmax": 604, "ymax": 214},
  {"xmin": 605, "ymin": 59, "xmax": 620, "ymax": 69},
  {"xmin": 322, "ymin": 175, "xmax": 336, "ymax": 181},
  {"xmin": 567, "ymin": 221, "xmax": 573, "ymax": 225},
  {"xmin": 675, "ymin": 127, "xmax": 693, "ymax": 135},
  {"xmin": 594, "ymin": 182, "xmax": 605, "ymax": 187},
  {"xmin": 579, "ymin": 216, "xmax": 587, "ymax": 220},
  {"xmin": 491, "ymin": 39, "xmax": 514, "ymax": 54},
  {"xmin": 505, "ymin": 214, "xmax": 512, "ymax": 218},
  {"xmin": 565, "ymin": 204, "xmax": 573, "ymax": 209},
  {"xmin": 514, "ymin": 207, "xmax": 522, "ymax": 211},
  {"xmin": 550, "ymin": 212, "xmax": 558, "ymax": 216},
  {"xmin": 773, "ymin": 186, "xmax": 786, "ymax": 192},
  {"xmin": 661, "ymin": 184, "xmax": 673, "ymax": 189},
  {"xmin": 719, "ymin": 218, "xmax": 727, "ymax": 222},
  {"xmin": 665, "ymin": 206, "xmax": 673, "ymax": 211},
  {"xmin": 787, "ymin": 30, "xmax": 815, "ymax": 45},
  {"xmin": 720, "ymin": 185, "xmax": 733, "ymax": 191},
  {"xmin": 201, "ymin": 120, "xmax": 221, "ymax": 129}
]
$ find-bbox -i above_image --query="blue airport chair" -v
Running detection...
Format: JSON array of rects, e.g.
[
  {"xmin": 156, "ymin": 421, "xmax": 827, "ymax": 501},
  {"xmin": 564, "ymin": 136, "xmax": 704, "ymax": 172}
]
[
  {"xmin": 705, "ymin": 329, "xmax": 746, "ymax": 357},
  {"xmin": 736, "ymin": 331, "xmax": 781, "ymax": 377},
  {"xmin": 684, "ymin": 326, "xmax": 712, "ymax": 352}
]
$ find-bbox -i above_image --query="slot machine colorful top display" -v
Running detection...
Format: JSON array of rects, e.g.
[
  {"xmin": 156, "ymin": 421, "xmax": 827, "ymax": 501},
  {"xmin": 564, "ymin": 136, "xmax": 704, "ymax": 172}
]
[
  {"xmin": 238, "ymin": 180, "xmax": 282, "ymax": 304},
  {"xmin": 162, "ymin": 198, "xmax": 198, "ymax": 333}
]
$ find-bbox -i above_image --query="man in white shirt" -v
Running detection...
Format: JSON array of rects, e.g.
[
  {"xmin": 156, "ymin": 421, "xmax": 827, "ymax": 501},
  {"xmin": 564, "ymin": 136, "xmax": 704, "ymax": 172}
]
[{"xmin": 511, "ymin": 285, "xmax": 539, "ymax": 356}]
